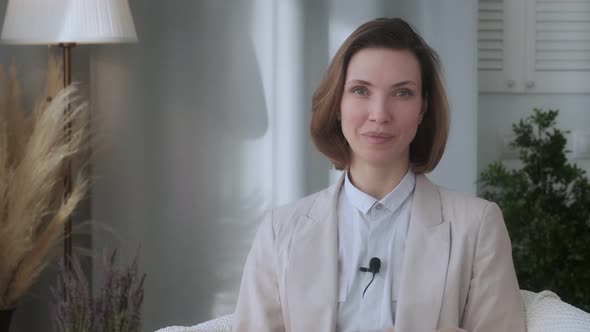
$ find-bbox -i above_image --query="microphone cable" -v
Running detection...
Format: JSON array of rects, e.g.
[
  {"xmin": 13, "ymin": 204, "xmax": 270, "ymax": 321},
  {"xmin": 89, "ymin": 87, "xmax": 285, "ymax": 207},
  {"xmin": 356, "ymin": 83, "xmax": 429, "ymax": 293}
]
[{"xmin": 362, "ymin": 273, "xmax": 376, "ymax": 298}]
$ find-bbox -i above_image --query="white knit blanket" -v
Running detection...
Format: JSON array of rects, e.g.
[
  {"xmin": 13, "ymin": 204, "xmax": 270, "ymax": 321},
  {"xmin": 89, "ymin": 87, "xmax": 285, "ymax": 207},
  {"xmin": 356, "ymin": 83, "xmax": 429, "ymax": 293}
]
[
  {"xmin": 521, "ymin": 290, "xmax": 590, "ymax": 332},
  {"xmin": 156, "ymin": 314, "xmax": 232, "ymax": 332},
  {"xmin": 156, "ymin": 290, "xmax": 590, "ymax": 332}
]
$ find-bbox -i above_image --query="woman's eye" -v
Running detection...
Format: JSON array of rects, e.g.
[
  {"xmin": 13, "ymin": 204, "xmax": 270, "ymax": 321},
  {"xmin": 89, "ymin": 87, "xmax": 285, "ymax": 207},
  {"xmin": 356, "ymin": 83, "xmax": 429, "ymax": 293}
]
[
  {"xmin": 394, "ymin": 89, "xmax": 413, "ymax": 97},
  {"xmin": 352, "ymin": 87, "xmax": 368, "ymax": 95}
]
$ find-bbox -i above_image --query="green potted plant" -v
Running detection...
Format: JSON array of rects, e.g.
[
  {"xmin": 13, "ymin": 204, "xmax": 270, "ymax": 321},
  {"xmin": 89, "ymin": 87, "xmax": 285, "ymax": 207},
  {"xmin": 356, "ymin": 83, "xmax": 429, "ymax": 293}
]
[{"xmin": 479, "ymin": 108, "xmax": 590, "ymax": 312}]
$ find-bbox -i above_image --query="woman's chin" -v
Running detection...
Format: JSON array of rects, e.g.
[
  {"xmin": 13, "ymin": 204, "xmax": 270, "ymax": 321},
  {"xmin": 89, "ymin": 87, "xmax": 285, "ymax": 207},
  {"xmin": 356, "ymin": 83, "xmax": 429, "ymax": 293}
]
[{"xmin": 355, "ymin": 153, "xmax": 409, "ymax": 170}]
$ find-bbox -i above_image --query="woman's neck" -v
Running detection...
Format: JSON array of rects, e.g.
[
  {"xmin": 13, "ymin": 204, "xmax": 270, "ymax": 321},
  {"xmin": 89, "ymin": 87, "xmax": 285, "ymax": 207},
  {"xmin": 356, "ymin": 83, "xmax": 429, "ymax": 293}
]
[{"xmin": 348, "ymin": 161, "xmax": 410, "ymax": 200}]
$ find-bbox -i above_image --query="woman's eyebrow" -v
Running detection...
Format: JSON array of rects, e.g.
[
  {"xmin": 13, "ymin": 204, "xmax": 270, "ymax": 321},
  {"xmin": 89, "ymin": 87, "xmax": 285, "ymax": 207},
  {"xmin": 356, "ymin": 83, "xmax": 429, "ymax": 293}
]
[
  {"xmin": 391, "ymin": 80, "xmax": 417, "ymax": 88},
  {"xmin": 344, "ymin": 79, "xmax": 418, "ymax": 88},
  {"xmin": 345, "ymin": 79, "xmax": 373, "ymax": 86}
]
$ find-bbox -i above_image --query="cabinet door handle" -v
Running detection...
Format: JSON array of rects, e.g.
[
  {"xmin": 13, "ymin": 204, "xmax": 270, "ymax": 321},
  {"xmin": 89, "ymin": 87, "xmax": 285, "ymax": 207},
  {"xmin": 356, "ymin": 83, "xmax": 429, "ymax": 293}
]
[
  {"xmin": 507, "ymin": 80, "xmax": 515, "ymax": 88},
  {"xmin": 525, "ymin": 80, "xmax": 535, "ymax": 88}
]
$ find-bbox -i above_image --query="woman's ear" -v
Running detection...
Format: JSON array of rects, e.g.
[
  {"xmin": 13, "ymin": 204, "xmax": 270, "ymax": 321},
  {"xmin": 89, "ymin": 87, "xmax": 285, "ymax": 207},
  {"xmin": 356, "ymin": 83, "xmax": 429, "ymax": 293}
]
[
  {"xmin": 419, "ymin": 98, "xmax": 428, "ymax": 125},
  {"xmin": 422, "ymin": 97, "xmax": 429, "ymax": 113}
]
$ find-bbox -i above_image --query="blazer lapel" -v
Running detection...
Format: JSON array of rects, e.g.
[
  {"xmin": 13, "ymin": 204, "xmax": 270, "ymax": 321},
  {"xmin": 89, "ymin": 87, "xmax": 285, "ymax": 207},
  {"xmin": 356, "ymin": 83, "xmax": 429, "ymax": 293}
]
[
  {"xmin": 395, "ymin": 175, "xmax": 451, "ymax": 332},
  {"xmin": 285, "ymin": 175, "xmax": 343, "ymax": 332}
]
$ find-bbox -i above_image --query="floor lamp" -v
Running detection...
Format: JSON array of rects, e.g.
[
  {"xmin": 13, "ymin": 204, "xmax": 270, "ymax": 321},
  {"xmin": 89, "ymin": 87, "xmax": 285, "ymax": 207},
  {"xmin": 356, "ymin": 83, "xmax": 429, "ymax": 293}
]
[{"xmin": 1, "ymin": 0, "xmax": 138, "ymax": 274}]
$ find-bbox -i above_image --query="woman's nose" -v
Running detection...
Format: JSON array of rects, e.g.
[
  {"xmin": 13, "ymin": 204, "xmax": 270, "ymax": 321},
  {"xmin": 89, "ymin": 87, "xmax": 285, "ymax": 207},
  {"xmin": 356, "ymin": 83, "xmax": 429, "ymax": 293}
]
[{"xmin": 367, "ymin": 97, "xmax": 391, "ymax": 123}]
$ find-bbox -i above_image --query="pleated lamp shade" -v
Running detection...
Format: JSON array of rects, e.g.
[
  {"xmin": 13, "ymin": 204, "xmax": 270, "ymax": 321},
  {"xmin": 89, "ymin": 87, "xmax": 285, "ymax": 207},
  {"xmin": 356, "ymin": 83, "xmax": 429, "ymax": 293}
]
[{"xmin": 1, "ymin": 0, "xmax": 137, "ymax": 45}]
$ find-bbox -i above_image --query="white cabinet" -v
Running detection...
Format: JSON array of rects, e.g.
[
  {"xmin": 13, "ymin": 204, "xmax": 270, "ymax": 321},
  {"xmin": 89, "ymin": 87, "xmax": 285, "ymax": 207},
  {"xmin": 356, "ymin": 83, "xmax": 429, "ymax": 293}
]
[{"xmin": 478, "ymin": 0, "xmax": 590, "ymax": 93}]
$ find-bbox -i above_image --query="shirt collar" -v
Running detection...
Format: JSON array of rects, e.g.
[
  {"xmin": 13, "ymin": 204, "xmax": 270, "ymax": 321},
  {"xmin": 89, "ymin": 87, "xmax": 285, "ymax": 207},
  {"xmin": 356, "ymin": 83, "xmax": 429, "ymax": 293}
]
[{"xmin": 344, "ymin": 169, "xmax": 416, "ymax": 216}]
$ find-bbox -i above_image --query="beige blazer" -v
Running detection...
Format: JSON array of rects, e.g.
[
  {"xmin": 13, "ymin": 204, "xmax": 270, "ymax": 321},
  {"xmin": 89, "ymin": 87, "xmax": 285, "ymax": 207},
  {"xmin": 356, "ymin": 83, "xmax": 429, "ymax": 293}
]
[{"xmin": 232, "ymin": 175, "xmax": 526, "ymax": 332}]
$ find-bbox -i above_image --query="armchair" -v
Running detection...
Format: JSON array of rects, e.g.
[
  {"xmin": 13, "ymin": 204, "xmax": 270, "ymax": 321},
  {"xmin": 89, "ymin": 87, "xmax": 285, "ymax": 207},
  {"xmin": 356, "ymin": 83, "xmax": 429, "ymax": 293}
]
[{"xmin": 156, "ymin": 290, "xmax": 590, "ymax": 332}]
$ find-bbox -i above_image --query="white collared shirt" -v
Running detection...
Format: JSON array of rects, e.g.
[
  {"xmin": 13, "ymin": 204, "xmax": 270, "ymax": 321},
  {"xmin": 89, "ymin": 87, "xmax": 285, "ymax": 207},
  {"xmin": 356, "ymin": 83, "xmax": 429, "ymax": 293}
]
[{"xmin": 336, "ymin": 170, "xmax": 415, "ymax": 332}]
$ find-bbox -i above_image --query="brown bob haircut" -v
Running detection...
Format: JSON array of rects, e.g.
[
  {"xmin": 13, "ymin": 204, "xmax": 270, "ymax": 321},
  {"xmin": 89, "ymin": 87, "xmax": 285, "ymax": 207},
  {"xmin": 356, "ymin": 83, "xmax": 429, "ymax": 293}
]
[{"xmin": 310, "ymin": 17, "xmax": 449, "ymax": 174}]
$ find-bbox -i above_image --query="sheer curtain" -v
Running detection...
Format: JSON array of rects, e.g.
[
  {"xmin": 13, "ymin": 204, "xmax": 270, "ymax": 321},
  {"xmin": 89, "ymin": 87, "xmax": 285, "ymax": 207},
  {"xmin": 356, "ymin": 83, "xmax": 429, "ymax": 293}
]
[{"xmin": 87, "ymin": 0, "xmax": 478, "ymax": 330}]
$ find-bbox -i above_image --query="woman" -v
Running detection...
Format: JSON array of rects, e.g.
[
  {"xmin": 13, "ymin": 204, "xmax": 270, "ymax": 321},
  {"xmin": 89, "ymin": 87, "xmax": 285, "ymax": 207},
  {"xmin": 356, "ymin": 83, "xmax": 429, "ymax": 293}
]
[{"xmin": 232, "ymin": 18, "xmax": 525, "ymax": 332}]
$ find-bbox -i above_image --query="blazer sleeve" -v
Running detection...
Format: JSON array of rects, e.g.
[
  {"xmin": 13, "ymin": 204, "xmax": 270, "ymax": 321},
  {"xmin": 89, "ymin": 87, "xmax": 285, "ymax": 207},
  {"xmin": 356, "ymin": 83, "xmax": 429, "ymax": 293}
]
[
  {"xmin": 232, "ymin": 211, "xmax": 285, "ymax": 332},
  {"xmin": 461, "ymin": 203, "xmax": 526, "ymax": 332}
]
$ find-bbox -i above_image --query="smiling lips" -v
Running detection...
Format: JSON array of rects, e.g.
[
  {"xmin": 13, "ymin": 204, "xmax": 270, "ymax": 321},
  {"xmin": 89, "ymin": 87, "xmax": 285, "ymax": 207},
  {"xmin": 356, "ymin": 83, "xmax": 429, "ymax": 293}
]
[{"xmin": 362, "ymin": 131, "xmax": 394, "ymax": 144}]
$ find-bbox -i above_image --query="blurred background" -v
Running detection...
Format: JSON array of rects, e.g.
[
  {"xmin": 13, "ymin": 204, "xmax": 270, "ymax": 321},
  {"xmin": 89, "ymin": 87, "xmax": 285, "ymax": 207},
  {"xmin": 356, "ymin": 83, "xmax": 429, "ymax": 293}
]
[{"xmin": 0, "ymin": 0, "xmax": 588, "ymax": 331}]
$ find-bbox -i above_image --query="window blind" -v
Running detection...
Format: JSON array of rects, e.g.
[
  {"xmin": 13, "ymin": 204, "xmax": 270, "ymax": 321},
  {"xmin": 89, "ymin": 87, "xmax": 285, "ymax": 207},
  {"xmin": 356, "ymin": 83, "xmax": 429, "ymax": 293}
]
[
  {"xmin": 535, "ymin": 0, "xmax": 590, "ymax": 71},
  {"xmin": 478, "ymin": 0, "xmax": 505, "ymax": 71}
]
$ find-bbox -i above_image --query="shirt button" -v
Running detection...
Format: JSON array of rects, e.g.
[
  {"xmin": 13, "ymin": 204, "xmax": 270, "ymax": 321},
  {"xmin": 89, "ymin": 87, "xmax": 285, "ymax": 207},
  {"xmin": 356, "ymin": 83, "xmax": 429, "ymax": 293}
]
[{"xmin": 375, "ymin": 203, "xmax": 383, "ymax": 210}]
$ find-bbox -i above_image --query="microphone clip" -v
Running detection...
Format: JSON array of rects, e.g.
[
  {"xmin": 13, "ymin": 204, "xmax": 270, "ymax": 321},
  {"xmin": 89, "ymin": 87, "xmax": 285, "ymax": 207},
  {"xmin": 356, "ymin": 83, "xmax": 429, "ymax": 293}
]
[
  {"xmin": 359, "ymin": 257, "xmax": 381, "ymax": 298},
  {"xmin": 359, "ymin": 257, "xmax": 381, "ymax": 274}
]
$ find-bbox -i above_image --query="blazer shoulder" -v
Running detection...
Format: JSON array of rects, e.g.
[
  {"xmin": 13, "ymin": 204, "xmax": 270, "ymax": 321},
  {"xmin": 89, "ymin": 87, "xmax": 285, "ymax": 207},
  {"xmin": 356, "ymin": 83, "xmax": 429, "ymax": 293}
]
[
  {"xmin": 273, "ymin": 191, "xmax": 320, "ymax": 220},
  {"xmin": 438, "ymin": 186, "xmax": 491, "ymax": 209},
  {"xmin": 437, "ymin": 186, "xmax": 501, "ymax": 230},
  {"xmin": 270, "ymin": 184, "xmax": 336, "ymax": 232}
]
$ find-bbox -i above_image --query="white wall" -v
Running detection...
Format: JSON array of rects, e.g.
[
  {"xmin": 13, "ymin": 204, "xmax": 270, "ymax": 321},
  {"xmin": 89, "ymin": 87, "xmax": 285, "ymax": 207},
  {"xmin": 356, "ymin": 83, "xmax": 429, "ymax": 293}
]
[
  {"xmin": 411, "ymin": 0, "xmax": 479, "ymax": 193},
  {"xmin": 478, "ymin": 94, "xmax": 590, "ymax": 178}
]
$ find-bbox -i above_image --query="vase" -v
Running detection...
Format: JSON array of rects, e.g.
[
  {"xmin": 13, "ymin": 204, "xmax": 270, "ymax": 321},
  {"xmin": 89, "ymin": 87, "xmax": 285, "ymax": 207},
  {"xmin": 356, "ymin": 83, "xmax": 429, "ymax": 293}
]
[{"xmin": 0, "ymin": 308, "xmax": 14, "ymax": 332}]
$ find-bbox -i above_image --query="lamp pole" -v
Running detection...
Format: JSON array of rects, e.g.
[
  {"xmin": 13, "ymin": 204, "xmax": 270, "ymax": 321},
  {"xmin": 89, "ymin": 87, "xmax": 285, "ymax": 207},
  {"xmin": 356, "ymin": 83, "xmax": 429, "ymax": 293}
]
[{"xmin": 60, "ymin": 42, "xmax": 75, "ymax": 274}]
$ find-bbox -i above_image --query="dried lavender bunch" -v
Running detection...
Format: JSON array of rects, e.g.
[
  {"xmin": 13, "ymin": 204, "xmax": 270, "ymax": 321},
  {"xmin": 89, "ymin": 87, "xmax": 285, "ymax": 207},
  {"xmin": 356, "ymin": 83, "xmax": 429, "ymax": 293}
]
[
  {"xmin": 51, "ymin": 249, "xmax": 146, "ymax": 332},
  {"xmin": 52, "ymin": 255, "xmax": 92, "ymax": 332},
  {"xmin": 94, "ymin": 250, "xmax": 145, "ymax": 332}
]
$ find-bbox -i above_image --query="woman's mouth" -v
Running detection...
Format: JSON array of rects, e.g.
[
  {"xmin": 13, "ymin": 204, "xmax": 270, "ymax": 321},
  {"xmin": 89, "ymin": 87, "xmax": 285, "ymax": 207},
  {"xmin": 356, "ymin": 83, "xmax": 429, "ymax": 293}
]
[{"xmin": 362, "ymin": 132, "xmax": 394, "ymax": 144}]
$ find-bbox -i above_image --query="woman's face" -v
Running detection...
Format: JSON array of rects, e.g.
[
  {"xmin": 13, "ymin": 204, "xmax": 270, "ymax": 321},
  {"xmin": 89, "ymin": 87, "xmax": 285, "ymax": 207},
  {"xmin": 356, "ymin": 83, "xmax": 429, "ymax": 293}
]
[{"xmin": 340, "ymin": 48, "xmax": 423, "ymax": 170}]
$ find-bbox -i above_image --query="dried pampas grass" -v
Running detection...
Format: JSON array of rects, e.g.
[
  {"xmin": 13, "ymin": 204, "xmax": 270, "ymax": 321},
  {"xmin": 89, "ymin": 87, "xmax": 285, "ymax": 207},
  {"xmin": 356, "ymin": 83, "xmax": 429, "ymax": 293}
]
[{"xmin": 0, "ymin": 62, "xmax": 89, "ymax": 309}]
